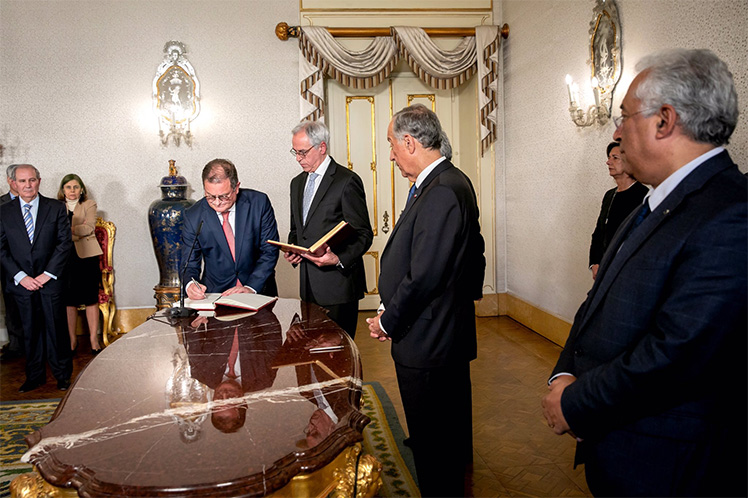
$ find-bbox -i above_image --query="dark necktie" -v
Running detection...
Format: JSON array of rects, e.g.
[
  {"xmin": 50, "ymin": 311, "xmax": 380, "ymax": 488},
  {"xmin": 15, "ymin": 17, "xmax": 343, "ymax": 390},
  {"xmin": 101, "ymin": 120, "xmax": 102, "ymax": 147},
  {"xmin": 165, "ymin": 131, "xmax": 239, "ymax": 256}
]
[
  {"xmin": 620, "ymin": 200, "xmax": 651, "ymax": 244},
  {"xmin": 629, "ymin": 200, "xmax": 651, "ymax": 232},
  {"xmin": 405, "ymin": 184, "xmax": 417, "ymax": 207}
]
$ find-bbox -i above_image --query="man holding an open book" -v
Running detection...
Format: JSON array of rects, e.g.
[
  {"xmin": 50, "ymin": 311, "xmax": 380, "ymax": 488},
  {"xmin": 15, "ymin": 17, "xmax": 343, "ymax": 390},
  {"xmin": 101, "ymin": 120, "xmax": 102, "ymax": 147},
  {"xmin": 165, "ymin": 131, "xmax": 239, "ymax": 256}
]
[{"xmin": 282, "ymin": 121, "xmax": 373, "ymax": 338}]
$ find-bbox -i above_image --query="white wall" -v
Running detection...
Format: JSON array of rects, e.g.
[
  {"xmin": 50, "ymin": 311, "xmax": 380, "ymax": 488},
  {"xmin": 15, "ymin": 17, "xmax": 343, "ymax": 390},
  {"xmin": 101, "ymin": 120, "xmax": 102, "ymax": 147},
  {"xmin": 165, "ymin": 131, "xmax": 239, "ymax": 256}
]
[
  {"xmin": 499, "ymin": 0, "xmax": 748, "ymax": 322},
  {"xmin": 1, "ymin": 0, "xmax": 302, "ymax": 308}
]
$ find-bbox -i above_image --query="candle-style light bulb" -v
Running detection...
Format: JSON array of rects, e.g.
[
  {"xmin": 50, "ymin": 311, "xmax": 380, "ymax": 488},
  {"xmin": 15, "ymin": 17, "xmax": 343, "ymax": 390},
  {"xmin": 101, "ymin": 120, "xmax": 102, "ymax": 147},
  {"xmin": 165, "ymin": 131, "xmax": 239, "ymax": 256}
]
[
  {"xmin": 591, "ymin": 77, "xmax": 601, "ymax": 107},
  {"xmin": 565, "ymin": 74, "xmax": 575, "ymax": 107}
]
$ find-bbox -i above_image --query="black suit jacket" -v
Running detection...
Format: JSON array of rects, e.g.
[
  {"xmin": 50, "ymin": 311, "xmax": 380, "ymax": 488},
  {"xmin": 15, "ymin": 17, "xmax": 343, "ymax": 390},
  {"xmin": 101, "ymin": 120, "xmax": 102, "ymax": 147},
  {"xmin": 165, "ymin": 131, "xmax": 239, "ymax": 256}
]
[
  {"xmin": 552, "ymin": 151, "xmax": 747, "ymax": 493},
  {"xmin": 288, "ymin": 157, "xmax": 372, "ymax": 306},
  {"xmin": 182, "ymin": 189, "xmax": 279, "ymax": 295},
  {"xmin": 379, "ymin": 160, "xmax": 485, "ymax": 368},
  {"xmin": 0, "ymin": 195, "xmax": 71, "ymax": 296}
]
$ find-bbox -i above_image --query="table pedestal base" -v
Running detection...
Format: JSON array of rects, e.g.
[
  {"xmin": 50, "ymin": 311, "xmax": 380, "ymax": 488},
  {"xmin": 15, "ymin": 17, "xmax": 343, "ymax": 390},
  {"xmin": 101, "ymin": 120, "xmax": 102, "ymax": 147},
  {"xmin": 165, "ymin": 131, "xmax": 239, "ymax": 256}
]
[{"xmin": 11, "ymin": 444, "xmax": 382, "ymax": 498}]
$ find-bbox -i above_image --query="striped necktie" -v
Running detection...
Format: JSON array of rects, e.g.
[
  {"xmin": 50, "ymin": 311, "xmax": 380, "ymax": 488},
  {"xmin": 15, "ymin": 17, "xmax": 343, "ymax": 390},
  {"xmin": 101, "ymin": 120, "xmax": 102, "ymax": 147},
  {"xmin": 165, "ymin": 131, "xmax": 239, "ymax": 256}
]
[{"xmin": 23, "ymin": 203, "xmax": 34, "ymax": 243}]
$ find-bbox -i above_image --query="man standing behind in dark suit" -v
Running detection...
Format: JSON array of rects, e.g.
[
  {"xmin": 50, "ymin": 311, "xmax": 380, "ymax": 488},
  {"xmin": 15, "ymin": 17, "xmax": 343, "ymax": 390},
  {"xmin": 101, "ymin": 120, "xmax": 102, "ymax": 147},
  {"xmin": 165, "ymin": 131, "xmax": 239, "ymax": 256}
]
[
  {"xmin": 283, "ymin": 121, "xmax": 372, "ymax": 338},
  {"xmin": 367, "ymin": 104, "xmax": 485, "ymax": 497},
  {"xmin": 182, "ymin": 159, "xmax": 280, "ymax": 299},
  {"xmin": 0, "ymin": 164, "xmax": 24, "ymax": 360},
  {"xmin": 542, "ymin": 49, "xmax": 747, "ymax": 497},
  {"xmin": 0, "ymin": 164, "xmax": 73, "ymax": 392}
]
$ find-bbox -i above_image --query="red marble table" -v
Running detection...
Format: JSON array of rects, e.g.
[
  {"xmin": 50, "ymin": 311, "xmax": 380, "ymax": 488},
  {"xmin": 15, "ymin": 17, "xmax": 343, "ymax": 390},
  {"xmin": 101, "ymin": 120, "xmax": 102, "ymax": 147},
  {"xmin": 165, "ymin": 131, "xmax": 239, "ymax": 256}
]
[{"xmin": 12, "ymin": 299, "xmax": 381, "ymax": 497}]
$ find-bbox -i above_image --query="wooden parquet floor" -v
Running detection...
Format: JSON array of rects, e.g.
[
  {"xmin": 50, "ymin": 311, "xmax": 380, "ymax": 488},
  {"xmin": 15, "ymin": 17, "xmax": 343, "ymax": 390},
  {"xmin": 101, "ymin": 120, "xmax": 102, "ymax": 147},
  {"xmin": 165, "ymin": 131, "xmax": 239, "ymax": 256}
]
[
  {"xmin": 1, "ymin": 314, "xmax": 590, "ymax": 497},
  {"xmin": 356, "ymin": 313, "xmax": 590, "ymax": 498}
]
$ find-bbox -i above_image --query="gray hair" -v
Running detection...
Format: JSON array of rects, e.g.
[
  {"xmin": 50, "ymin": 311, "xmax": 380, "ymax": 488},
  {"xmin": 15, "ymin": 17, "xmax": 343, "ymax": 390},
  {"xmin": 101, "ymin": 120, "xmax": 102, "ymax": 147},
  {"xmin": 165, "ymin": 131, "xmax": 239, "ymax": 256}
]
[
  {"xmin": 6, "ymin": 164, "xmax": 19, "ymax": 180},
  {"xmin": 392, "ymin": 104, "xmax": 446, "ymax": 153},
  {"xmin": 9, "ymin": 164, "xmax": 40, "ymax": 181},
  {"xmin": 202, "ymin": 159, "xmax": 239, "ymax": 189},
  {"xmin": 292, "ymin": 120, "xmax": 329, "ymax": 148},
  {"xmin": 635, "ymin": 49, "xmax": 738, "ymax": 146},
  {"xmin": 439, "ymin": 130, "xmax": 453, "ymax": 160}
]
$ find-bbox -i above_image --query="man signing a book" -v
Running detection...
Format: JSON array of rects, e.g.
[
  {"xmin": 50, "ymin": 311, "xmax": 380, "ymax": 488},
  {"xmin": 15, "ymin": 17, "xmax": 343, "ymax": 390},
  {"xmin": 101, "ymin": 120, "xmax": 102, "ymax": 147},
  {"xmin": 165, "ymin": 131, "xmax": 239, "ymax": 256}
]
[
  {"xmin": 283, "ymin": 121, "xmax": 373, "ymax": 338},
  {"xmin": 182, "ymin": 158, "xmax": 280, "ymax": 299}
]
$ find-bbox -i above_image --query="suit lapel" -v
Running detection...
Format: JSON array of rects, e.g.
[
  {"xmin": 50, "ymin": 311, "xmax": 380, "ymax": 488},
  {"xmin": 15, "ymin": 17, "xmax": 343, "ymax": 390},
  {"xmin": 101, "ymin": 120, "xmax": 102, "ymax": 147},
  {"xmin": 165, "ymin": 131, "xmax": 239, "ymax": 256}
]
[
  {"xmin": 202, "ymin": 201, "xmax": 232, "ymax": 262},
  {"xmin": 578, "ymin": 151, "xmax": 735, "ymax": 329},
  {"xmin": 292, "ymin": 174, "xmax": 305, "ymax": 229},
  {"xmin": 383, "ymin": 160, "xmax": 451, "ymax": 254},
  {"xmin": 233, "ymin": 192, "xmax": 248, "ymax": 265},
  {"xmin": 32, "ymin": 195, "xmax": 52, "ymax": 248}
]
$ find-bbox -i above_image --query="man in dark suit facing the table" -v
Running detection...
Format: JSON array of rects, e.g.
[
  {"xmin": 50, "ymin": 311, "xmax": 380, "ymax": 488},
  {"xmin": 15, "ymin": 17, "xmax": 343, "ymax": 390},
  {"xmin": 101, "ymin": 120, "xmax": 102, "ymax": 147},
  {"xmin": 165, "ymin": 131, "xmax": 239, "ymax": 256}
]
[
  {"xmin": 182, "ymin": 159, "xmax": 280, "ymax": 299},
  {"xmin": 367, "ymin": 104, "xmax": 485, "ymax": 497},
  {"xmin": 542, "ymin": 49, "xmax": 747, "ymax": 497},
  {"xmin": 0, "ymin": 164, "xmax": 72, "ymax": 392},
  {"xmin": 283, "ymin": 121, "xmax": 372, "ymax": 338}
]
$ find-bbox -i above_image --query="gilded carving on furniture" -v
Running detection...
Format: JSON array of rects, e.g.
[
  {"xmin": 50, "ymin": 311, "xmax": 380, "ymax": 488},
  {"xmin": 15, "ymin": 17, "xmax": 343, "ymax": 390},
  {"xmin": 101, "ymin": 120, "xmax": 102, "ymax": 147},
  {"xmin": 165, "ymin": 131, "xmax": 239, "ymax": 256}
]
[
  {"xmin": 10, "ymin": 471, "xmax": 77, "ymax": 498},
  {"xmin": 331, "ymin": 443, "xmax": 383, "ymax": 498},
  {"xmin": 94, "ymin": 217, "xmax": 117, "ymax": 346}
]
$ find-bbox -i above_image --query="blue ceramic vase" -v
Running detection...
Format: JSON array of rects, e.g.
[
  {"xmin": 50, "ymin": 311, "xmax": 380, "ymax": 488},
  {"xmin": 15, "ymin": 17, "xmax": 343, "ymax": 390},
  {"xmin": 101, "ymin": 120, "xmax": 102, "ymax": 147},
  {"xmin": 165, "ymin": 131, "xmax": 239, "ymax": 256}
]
[{"xmin": 148, "ymin": 160, "xmax": 195, "ymax": 309}]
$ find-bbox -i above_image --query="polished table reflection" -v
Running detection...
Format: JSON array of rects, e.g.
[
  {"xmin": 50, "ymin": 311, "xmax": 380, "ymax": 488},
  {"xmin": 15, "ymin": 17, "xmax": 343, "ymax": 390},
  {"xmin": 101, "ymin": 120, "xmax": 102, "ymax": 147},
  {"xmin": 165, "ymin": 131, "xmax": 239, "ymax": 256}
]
[{"xmin": 13, "ymin": 299, "xmax": 381, "ymax": 497}]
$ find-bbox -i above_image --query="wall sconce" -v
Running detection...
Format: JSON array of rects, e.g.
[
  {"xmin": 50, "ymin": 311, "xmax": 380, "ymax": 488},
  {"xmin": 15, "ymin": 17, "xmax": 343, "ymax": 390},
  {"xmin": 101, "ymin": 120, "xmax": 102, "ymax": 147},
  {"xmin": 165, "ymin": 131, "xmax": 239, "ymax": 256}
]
[
  {"xmin": 566, "ymin": 0, "xmax": 622, "ymax": 127},
  {"xmin": 153, "ymin": 41, "xmax": 201, "ymax": 147},
  {"xmin": 565, "ymin": 74, "xmax": 610, "ymax": 127}
]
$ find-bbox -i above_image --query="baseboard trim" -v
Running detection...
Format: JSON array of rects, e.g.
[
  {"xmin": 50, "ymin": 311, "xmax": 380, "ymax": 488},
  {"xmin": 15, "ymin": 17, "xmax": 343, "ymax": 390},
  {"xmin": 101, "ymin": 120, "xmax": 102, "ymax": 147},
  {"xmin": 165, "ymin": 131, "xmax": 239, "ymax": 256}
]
[
  {"xmin": 477, "ymin": 293, "xmax": 570, "ymax": 347},
  {"xmin": 115, "ymin": 297, "xmax": 571, "ymax": 348}
]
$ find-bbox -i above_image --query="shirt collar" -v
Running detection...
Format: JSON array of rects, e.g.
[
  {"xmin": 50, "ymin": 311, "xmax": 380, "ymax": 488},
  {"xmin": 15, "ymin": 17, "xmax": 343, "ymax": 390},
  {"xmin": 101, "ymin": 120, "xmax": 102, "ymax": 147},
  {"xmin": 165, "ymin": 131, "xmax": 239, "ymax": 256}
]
[
  {"xmin": 310, "ymin": 155, "xmax": 331, "ymax": 179},
  {"xmin": 646, "ymin": 146, "xmax": 724, "ymax": 211},
  {"xmin": 415, "ymin": 156, "xmax": 447, "ymax": 189}
]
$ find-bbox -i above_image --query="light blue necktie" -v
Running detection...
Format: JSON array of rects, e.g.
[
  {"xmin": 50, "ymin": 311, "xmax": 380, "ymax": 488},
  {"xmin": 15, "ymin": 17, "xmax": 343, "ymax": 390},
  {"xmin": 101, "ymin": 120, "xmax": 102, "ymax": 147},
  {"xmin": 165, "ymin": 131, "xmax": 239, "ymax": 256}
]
[
  {"xmin": 302, "ymin": 172, "xmax": 319, "ymax": 223},
  {"xmin": 23, "ymin": 203, "xmax": 34, "ymax": 243}
]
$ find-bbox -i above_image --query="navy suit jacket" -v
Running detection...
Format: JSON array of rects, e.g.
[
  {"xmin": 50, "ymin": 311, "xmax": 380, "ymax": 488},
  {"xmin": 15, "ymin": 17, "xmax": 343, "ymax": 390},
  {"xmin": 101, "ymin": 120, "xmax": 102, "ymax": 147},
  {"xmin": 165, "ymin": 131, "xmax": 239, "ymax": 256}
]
[
  {"xmin": 288, "ymin": 157, "xmax": 372, "ymax": 306},
  {"xmin": 182, "ymin": 189, "xmax": 279, "ymax": 295},
  {"xmin": 0, "ymin": 195, "xmax": 72, "ymax": 296},
  {"xmin": 552, "ymin": 151, "xmax": 747, "ymax": 493},
  {"xmin": 379, "ymin": 160, "xmax": 485, "ymax": 368}
]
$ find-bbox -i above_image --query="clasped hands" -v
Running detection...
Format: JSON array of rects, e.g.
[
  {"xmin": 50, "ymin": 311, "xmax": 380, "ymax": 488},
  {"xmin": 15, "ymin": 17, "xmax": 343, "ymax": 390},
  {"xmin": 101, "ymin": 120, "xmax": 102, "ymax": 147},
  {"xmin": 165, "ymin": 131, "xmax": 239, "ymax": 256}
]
[
  {"xmin": 283, "ymin": 244, "xmax": 339, "ymax": 268},
  {"xmin": 20, "ymin": 274, "xmax": 51, "ymax": 291},
  {"xmin": 541, "ymin": 375, "xmax": 582, "ymax": 440},
  {"xmin": 366, "ymin": 312, "xmax": 390, "ymax": 342}
]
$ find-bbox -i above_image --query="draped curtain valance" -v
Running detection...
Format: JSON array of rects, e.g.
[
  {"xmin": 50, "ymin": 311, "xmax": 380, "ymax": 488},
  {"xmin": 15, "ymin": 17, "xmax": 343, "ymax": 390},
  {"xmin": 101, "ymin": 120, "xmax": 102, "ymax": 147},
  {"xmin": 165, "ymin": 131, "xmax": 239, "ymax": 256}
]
[{"xmin": 298, "ymin": 25, "xmax": 501, "ymax": 155}]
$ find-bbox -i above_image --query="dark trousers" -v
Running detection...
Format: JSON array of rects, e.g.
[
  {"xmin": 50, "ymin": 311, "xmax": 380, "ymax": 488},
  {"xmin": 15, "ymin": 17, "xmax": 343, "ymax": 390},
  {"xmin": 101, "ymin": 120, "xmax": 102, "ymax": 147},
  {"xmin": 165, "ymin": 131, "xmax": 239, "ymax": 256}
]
[
  {"xmin": 323, "ymin": 301, "xmax": 359, "ymax": 339},
  {"xmin": 2, "ymin": 287, "xmax": 23, "ymax": 353},
  {"xmin": 395, "ymin": 361, "xmax": 473, "ymax": 497},
  {"xmin": 15, "ymin": 291, "xmax": 72, "ymax": 383},
  {"xmin": 302, "ymin": 280, "xmax": 359, "ymax": 339}
]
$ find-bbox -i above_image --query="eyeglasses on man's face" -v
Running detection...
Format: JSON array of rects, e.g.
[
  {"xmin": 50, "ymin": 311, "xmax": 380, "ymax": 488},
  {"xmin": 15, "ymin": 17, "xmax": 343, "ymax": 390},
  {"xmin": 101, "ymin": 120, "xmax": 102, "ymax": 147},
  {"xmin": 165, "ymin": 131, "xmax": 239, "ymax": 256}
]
[
  {"xmin": 612, "ymin": 107, "xmax": 657, "ymax": 129},
  {"xmin": 290, "ymin": 146, "xmax": 315, "ymax": 158},
  {"xmin": 204, "ymin": 191, "xmax": 235, "ymax": 204}
]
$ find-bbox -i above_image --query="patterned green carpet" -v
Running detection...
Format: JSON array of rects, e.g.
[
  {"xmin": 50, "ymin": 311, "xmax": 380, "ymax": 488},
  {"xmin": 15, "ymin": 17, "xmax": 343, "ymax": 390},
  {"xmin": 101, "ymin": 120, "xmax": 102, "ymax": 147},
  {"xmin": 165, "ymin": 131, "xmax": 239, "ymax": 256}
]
[{"xmin": 0, "ymin": 382, "xmax": 417, "ymax": 497}]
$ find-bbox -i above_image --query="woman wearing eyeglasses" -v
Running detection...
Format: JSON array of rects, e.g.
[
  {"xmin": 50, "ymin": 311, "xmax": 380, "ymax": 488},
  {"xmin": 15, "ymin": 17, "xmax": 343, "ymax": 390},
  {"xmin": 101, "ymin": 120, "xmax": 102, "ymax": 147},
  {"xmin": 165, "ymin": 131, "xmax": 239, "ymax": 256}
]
[
  {"xmin": 588, "ymin": 142, "xmax": 649, "ymax": 280},
  {"xmin": 58, "ymin": 174, "xmax": 103, "ymax": 354}
]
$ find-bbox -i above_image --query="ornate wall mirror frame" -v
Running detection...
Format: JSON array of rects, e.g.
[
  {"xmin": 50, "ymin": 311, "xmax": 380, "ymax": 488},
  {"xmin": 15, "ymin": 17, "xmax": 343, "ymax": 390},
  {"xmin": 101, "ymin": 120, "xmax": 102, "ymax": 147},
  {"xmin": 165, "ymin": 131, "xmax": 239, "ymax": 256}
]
[
  {"xmin": 588, "ymin": 0, "xmax": 622, "ymax": 116},
  {"xmin": 153, "ymin": 41, "xmax": 200, "ymax": 147}
]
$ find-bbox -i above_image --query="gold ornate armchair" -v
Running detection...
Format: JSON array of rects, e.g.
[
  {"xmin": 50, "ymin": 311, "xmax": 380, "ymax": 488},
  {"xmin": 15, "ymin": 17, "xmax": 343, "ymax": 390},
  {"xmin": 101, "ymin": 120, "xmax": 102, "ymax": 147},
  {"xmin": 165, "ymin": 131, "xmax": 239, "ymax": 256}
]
[{"xmin": 94, "ymin": 217, "xmax": 116, "ymax": 346}]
